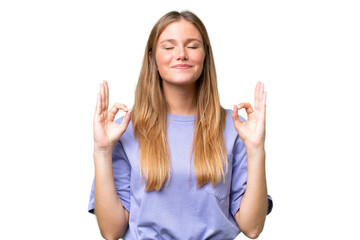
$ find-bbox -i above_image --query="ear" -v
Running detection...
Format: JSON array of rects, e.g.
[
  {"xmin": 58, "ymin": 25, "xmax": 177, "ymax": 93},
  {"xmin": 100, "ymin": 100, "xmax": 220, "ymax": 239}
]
[{"xmin": 148, "ymin": 50, "xmax": 151, "ymax": 61}]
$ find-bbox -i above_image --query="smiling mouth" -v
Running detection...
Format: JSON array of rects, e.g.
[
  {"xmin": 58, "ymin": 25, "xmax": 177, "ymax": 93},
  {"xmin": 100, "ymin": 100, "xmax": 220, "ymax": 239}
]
[{"xmin": 172, "ymin": 64, "xmax": 192, "ymax": 69}]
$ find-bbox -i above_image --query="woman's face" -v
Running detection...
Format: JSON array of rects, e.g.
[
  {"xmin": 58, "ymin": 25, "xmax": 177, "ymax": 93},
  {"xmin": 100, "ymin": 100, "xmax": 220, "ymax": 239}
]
[{"xmin": 155, "ymin": 19, "xmax": 205, "ymax": 87}]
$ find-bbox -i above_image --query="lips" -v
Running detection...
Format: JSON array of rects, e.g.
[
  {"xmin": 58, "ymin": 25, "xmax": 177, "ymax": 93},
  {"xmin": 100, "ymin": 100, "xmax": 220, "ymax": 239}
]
[{"xmin": 172, "ymin": 64, "xmax": 192, "ymax": 69}]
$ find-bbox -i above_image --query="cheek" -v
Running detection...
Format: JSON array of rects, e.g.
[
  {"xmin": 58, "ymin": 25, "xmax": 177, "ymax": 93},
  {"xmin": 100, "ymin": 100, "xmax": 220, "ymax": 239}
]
[
  {"xmin": 156, "ymin": 52, "xmax": 172, "ymax": 69},
  {"xmin": 192, "ymin": 51, "xmax": 205, "ymax": 65}
]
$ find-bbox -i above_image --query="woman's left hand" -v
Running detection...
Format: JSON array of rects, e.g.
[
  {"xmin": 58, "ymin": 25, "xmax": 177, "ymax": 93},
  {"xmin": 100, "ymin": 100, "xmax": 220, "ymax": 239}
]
[{"xmin": 232, "ymin": 82, "xmax": 267, "ymax": 150}]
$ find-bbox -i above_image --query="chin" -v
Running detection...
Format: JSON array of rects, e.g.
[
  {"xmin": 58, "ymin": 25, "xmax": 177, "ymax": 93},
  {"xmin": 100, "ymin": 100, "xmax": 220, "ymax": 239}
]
[
  {"xmin": 167, "ymin": 77, "xmax": 198, "ymax": 86},
  {"xmin": 166, "ymin": 73, "xmax": 201, "ymax": 85}
]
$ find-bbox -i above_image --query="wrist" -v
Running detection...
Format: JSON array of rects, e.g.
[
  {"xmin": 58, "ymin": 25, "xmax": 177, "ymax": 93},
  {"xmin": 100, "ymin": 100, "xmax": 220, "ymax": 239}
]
[
  {"xmin": 93, "ymin": 148, "xmax": 113, "ymax": 166},
  {"xmin": 244, "ymin": 144, "xmax": 265, "ymax": 158},
  {"xmin": 93, "ymin": 146, "xmax": 114, "ymax": 156},
  {"xmin": 244, "ymin": 140, "xmax": 265, "ymax": 150}
]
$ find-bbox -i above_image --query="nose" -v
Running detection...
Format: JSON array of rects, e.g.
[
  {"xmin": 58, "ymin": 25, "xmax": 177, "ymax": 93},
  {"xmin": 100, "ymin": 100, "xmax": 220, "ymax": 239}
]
[{"xmin": 176, "ymin": 46, "xmax": 188, "ymax": 61}]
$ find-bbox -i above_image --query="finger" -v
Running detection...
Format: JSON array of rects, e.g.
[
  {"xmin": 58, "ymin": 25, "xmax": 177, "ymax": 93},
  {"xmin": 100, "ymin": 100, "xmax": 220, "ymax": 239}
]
[
  {"xmin": 119, "ymin": 108, "xmax": 132, "ymax": 131},
  {"xmin": 108, "ymin": 103, "xmax": 129, "ymax": 122},
  {"xmin": 99, "ymin": 83, "xmax": 104, "ymax": 112},
  {"xmin": 264, "ymin": 91, "xmax": 267, "ymax": 105},
  {"xmin": 237, "ymin": 103, "xmax": 254, "ymax": 117},
  {"xmin": 100, "ymin": 83, "xmax": 105, "ymax": 112},
  {"xmin": 259, "ymin": 83, "xmax": 266, "ymax": 113},
  {"xmin": 259, "ymin": 82, "xmax": 264, "ymax": 101},
  {"xmin": 95, "ymin": 88, "xmax": 101, "ymax": 116},
  {"xmin": 232, "ymin": 104, "xmax": 240, "ymax": 122},
  {"xmin": 255, "ymin": 81, "xmax": 261, "ymax": 110},
  {"xmin": 260, "ymin": 91, "xmax": 267, "ymax": 121},
  {"xmin": 261, "ymin": 89, "xmax": 267, "ymax": 110},
  {"xmin": 104, "ymin": 80, "xmax": 109, "ymax": 110},
  {"xmin": 232, "ymin": 105, "xmax": 244, "ymax": 131}
]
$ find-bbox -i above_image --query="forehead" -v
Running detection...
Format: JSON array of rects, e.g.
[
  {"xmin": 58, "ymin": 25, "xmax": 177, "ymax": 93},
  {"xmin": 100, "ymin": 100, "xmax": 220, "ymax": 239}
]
[{"xmin": 157, "ymin": 19, "xmax": 202, "ymax": 43}]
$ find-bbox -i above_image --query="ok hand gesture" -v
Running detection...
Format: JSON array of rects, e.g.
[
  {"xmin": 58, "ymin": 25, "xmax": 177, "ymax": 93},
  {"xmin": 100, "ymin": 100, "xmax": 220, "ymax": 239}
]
[
  {"xmin": 232, "ymin": 82, "xmax": 267, "ymax": 150},
  {"xmin": 93, "ymin": 80, "xmax": 132, "ymax": 152}
]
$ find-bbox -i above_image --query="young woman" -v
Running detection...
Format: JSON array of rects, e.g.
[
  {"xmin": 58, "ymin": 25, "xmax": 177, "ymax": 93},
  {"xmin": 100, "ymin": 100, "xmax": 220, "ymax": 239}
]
[{"xmin": 89, "ymin": 11, "xmax": 272, "ymax": 240}]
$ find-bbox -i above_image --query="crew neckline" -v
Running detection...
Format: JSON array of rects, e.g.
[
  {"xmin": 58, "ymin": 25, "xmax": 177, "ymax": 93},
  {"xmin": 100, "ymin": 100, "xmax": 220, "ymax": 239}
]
[{"xmin": 167, "ymin": 113, "xmax": 196, "ymax": 122}]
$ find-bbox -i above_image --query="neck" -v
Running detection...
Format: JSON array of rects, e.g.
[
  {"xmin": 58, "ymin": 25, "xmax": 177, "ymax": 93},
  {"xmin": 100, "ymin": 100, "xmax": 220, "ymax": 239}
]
[{"xmin": 163, "ymin": 81, "xmax": 197, "ymax": 116}]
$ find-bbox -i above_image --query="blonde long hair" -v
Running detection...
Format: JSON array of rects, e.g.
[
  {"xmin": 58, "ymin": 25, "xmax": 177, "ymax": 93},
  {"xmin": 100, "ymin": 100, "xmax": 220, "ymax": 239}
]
[{"xmin": 132, "ymin": 11, "xmax": 227, "ymax": 191}]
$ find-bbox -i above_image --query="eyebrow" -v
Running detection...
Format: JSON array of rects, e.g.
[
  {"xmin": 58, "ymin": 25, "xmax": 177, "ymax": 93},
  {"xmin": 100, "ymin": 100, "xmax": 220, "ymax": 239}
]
[{"xmin": 159, "ymin": 38, "xmax": 202, "ymax": 44}]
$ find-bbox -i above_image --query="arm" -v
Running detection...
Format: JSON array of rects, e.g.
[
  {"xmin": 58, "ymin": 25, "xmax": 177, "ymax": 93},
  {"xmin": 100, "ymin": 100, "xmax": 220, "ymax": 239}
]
[
  {"xmin": 234, "ymin": 148, "xmax": 268, "ymax": 239},
  {"xmin": 232, "ymin": 82, "xmax": 269, "ymax": 239},
  {"xmin": 94, "ymin": 150, "xmax": 130, "ymax": 239},
  {"xmin": 93, "ymin": 80, "xmax": 132, "ymax": 239}
]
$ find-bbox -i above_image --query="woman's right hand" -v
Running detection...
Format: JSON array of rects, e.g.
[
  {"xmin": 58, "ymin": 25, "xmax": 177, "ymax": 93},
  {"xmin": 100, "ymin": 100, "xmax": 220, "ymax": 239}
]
[{"xmin": 93, "ymin": 80, "xmax": 132, "ymax": 152}]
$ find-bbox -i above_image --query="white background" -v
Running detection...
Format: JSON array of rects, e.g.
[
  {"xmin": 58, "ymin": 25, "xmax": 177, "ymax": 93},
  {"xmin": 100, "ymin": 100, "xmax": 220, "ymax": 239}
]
[{"xmin": 1, "ymin": 0, "xmax": 359, "ymax": 239}]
